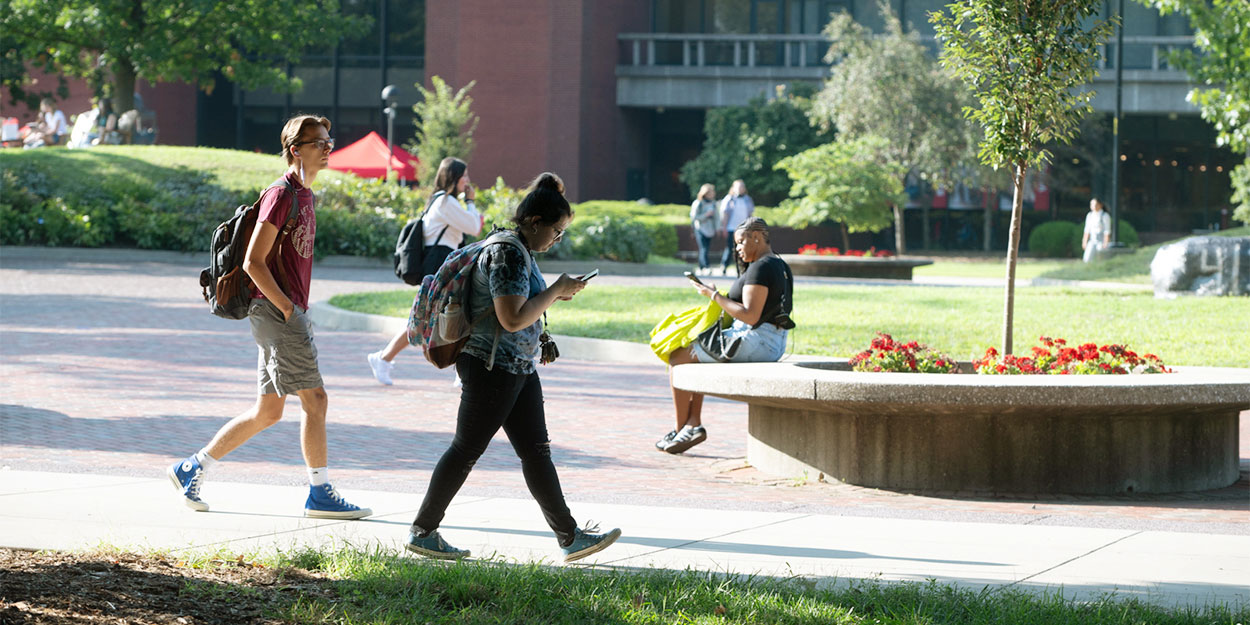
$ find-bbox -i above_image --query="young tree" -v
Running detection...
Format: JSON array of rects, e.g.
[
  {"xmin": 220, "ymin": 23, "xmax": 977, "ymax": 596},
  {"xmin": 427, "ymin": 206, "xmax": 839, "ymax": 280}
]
[
  {"xmin": 1141, "ymin": 0, "xmax": 1250, "ymax": 225},
  {"xmin": 932, "ymin": 1, "xmax": 1113, "ymax": 354},
  {"xmin": 407, "ymin": 76, "xmax": 478, "ymax": 188},
  {"xmin": 3, "ymin": 0, "xmax": 368, "ymax": 115},
  {"xmin": 679, "ymin": 84, "xmax": 832, "ymax": 206},
  {"xmin": 775, "ymin": 135, "xmax": 904, "ymax": 250},
  {"xmin": 811, "ymin": 0, "xmax": 978, "ymax": 255}
]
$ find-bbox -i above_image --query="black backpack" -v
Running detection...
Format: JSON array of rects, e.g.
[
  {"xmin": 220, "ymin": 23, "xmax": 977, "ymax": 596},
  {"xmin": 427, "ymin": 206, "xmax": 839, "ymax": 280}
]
[
  {"xmin": 394, "ymin": 191, "xmax": 447, "ymax": 286},
  {"xmin": 199, "ymin": 179, "xmax": 300, "ymax": 320}
]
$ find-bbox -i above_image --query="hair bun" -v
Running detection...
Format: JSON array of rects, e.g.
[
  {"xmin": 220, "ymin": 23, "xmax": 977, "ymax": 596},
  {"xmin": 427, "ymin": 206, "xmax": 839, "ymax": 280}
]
[{"xmin": 533, "ymin": 172, "xmax": 565, "ymax": 195}]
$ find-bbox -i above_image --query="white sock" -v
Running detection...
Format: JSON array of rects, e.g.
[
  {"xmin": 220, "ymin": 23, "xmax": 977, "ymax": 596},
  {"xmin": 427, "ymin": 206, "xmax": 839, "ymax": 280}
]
[
  {"xmin": 194, "ymin": 449, "xmax": 217, "ymax": 470},
  {"xmin": 308, "ymin": 467, "xmax": 329, "ymax": 486}
]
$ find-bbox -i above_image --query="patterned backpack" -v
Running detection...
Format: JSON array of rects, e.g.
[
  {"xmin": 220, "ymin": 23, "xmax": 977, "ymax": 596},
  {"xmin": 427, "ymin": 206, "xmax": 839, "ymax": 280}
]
[{"xmin": 407, "ymin": 230, "xmax": 531, "ymax": 369}]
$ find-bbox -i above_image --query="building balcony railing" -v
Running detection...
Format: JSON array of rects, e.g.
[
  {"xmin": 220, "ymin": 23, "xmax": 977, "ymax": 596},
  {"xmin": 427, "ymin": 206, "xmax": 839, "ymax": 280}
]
[{"xmin": 618, "ymin": 33, "xmax": 1195, "ymax": 73}]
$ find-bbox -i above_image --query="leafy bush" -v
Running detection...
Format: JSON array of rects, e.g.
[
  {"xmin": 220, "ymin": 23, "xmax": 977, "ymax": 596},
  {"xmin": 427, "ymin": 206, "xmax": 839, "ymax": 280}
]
[
  {"xmin": 0, "ymin": 148, "xmax": 435, "ymax": 259},
  {"xmin": 568, "ymin": 215, "xmax": 652, "ymax": 263},
  {"xmin": 1027, "ymin": 221, "xmax": 1079, "ymax": 257}
]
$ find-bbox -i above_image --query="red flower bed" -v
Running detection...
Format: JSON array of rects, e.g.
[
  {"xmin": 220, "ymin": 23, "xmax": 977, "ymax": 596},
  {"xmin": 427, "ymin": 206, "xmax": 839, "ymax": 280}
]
[
  {"xmin": 849, "ymin": 333, "xmax": 959, "ymax": 374},
  {"xmin": 972, "ymin": 336, "xmax": 1172, "ymax": 375},
  {"xmin": 849, "ymin": 335, "xmax": 1173, "ymax": 375},
  {"xmin": 798, "ymin": 244, "xmax": 894, "ymax": 258}
]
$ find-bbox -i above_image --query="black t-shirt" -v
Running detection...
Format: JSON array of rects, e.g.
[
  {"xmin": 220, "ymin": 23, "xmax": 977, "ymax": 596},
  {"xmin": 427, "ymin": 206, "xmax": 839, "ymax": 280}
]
[{"xmin": 726, "ymin": 254, "xmax": 792, "ymax": 328}]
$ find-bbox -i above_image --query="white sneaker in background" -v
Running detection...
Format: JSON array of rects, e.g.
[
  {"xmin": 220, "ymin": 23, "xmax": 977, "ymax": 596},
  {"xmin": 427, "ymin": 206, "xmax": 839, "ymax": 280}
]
[{"xmin": 367, "ymin": 351, "xmax": 394, "ymax": 385}]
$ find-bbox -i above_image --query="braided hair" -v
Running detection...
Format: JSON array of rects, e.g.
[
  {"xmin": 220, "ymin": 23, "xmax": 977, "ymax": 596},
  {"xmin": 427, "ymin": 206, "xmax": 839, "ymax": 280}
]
[{"xmin": 735, "ymin": 216, "xmax": 770, "ymax": 243}]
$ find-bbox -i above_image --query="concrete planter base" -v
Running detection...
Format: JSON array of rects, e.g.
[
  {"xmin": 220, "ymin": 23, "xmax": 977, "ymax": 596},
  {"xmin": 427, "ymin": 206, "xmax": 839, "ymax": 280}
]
[
  {"xmin": 673, "ymin": 361, "xmax": 1250, "ymax": 495},
  {"xmin": 779, "ymin": 254, "xmax": 934, "ymax": 280}
]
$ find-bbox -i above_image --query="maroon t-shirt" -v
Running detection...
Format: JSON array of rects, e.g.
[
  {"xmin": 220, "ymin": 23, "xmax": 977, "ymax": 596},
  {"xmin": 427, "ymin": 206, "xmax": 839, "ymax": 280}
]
[{"xmin": 250, "ymin": 172, "xmax": 316, "ymax": 310}]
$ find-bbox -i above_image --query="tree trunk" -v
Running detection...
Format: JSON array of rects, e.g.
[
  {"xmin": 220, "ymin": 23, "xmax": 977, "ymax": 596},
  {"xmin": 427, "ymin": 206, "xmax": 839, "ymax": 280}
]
[
  {"xmin": 892, "ymin": 203, "xmax": 906, "ymax": 255},
  {"xmin": 840, "ymin": 222, "xmax": 851, "ymax": 251},
  {"xmin": 113, "ymin": 61, "xmax": 137, "ymax": 114},
  {"xmin": 1001, "ymin": 162, "xmax": 1026, "ymax": 356}
]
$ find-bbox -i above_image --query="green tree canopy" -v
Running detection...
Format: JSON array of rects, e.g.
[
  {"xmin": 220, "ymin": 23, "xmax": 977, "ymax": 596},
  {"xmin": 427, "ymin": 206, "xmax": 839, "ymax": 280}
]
[
  {"xmin": 932, "ymin": 0, "xmax": 1113, "ymax": 354},
  {"xmin": 679, "ymin": 84, "xmax": 832, "ymax": 206},
  {"xmin": 1141, "ymin": 0, "xmax": 1250, "ymax": 224},
  {"xmin": 775, "ymin": 135, "xmax": 905, "ymax": 249},
  {"xmin": 406, "ymin": 76, "xmax": 478, "ymax": 188},
  {"xmin": 3, "ymin": 0, "xmax": 369, "ymax": 114},
  {"xmin": 811, "ymin": 0, "xmax": 979, "ymax": 254}
]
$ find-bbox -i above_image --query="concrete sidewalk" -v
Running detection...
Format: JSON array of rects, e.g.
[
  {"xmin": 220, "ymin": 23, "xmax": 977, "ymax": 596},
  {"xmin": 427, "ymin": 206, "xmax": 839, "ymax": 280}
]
[
  {"xmin": 2, "ymin": 469, "xmax": 1245, "ymax": 609},
  {"xmin": 1, "ymin": 245, "xmax": 1245, "ymax": 612}
]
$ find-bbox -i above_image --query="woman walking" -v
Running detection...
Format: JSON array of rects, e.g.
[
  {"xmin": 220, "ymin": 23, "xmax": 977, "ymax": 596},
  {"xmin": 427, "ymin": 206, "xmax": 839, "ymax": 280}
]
[
  {"xmin": 690, "ymin": 184, "xmax": 718, "ymax": 275},
  {"xmin": 368, "ymin": 157, "xmax": 483, "ymax": 385},
  {"xmin": 405, "ymin": 172, "xmax": 621, "ymax": 563}
]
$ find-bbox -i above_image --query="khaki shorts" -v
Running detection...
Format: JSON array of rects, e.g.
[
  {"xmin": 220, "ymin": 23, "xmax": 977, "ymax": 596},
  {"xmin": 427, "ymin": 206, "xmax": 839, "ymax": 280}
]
[{"xmin": 249, "ymin": 299, "xmax": 323, "ymax": 396}]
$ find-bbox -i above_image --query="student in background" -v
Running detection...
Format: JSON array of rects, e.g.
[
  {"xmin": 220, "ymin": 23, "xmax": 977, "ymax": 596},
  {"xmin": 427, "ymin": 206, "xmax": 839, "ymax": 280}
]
[
  {"xmin": 23, "ymin": 98, "xmax": 68, "ymax": 149},
  {"xmin": 690, "ymin": 183, "xmax": 718, "ymax": 276},
  {"xmin": 718, "ymin": 180, "xmax": 755, "ymax": 275},
  {"xmin": 368, "ymin": 157, "xmax": 483, "ymax": 385}
]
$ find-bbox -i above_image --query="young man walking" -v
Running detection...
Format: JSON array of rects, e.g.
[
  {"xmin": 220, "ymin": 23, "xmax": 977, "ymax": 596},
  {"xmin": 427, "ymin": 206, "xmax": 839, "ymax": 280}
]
[{"xmin": 167, "ymin": 114, "xmax": 370, "ymax": 519}]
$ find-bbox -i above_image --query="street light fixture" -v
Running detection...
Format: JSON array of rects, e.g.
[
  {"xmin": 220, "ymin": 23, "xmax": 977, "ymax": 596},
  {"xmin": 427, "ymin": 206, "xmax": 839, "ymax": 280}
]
[{"xmin": 381, "ymin": 84, "xmax": 397, "ymax": 183}]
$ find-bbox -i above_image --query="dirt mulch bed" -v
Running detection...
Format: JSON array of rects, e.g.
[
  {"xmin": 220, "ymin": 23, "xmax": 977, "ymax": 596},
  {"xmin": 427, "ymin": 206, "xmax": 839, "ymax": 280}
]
[{"xmin": 0, "ymin": 548, "xmax": 338, "ymax": 624}]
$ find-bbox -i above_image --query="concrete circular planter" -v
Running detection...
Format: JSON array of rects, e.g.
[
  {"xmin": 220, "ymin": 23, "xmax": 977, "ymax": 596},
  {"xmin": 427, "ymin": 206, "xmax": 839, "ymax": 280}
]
[
  {"xmin": 672, "ymin": 360, "xmax": 1250, "ymax": 495},
  {"xmin": 779, "ymin": 254, "xmax": 934, "ymax": 280}
]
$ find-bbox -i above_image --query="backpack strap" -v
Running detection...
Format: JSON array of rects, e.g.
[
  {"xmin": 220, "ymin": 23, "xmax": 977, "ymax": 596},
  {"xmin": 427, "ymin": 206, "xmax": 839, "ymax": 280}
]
[
  {"xmin": 421, "ymin": 191, "xmax": 450, "ymax": 249},
  {"xmin": 263, "ymin": 179, "xmax": 301, "ymax": 301},
  {"xmin": 469, "ymin": 230, "xmax": 534, "ymax": 371}
]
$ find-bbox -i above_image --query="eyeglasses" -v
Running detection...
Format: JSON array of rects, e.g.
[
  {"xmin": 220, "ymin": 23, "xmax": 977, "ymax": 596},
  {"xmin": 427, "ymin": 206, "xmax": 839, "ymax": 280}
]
[
  {"xmin": 295, "ymin": 138, "xmax": 335, "ymax": 151},
  {"xmin": 552, "ymin": 226, "xmax": 565, "ymax": 241}
]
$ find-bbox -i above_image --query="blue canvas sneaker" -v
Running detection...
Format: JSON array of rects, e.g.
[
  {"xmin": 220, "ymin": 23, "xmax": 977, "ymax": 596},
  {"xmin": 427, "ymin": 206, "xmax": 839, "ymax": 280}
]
[
  {"xmin": 167, "ymin": 456, "xmax": 209, "ymax": 512},
  {"xmin": 561, "ymin": 523, "xmax": 622, "ymax": 563},
  {"xmin": 405, "ymin": 530, "xmax": 471, "ymax": 560},
  {"xmin": 304, "ymin": 484, "xmax": 372, "ymax": 519}
]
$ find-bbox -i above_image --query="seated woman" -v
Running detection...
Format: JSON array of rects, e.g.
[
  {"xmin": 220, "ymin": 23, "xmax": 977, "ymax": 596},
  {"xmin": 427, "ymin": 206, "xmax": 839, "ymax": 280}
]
[{"xmin": 659, "ymin": 217, "xmax": 794, "ymax": 454}]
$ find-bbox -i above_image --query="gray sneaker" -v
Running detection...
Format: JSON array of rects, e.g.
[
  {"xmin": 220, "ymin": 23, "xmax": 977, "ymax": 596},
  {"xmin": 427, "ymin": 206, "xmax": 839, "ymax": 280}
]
[
  {"xmin": 654, "ymin": 430, "xmax": 677, "ymax": 451},
  {"xmin": 562, "ymin": 523, "xmax": 621, "ymax": 563},
  {"xmin": 664, "ymin": 425, "xmax": 707, "ymax": 454},
  {"xmin": 406, "ymin": 530, "xmax": 470, "ymax": 560}
]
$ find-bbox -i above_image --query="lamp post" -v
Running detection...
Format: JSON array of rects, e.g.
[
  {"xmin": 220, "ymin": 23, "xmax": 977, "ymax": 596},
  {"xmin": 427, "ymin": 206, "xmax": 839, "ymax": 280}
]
[
  {"xmin": 1109, "ymin": 0, "xmax": 1124, "ymax": 246},
  {"xmin": 381, "ymin": 84, "xmax": 397, "ymax": 183}
]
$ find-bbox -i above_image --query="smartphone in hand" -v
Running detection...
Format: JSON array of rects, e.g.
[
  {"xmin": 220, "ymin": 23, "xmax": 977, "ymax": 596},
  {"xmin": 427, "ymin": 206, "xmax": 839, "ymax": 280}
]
[
  {"xmin": 577, "ymin": 268, "xmax": 600, "ymax": 281},
  {"xmin": 683, "ymin": 271, "xmax": 705, "ymax": 286}
]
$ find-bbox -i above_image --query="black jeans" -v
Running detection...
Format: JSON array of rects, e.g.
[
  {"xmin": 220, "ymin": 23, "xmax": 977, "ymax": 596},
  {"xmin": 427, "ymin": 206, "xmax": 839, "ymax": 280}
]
[{"xmin": 412, "ymin": 354, "xmax": 577, "ymax": 546}]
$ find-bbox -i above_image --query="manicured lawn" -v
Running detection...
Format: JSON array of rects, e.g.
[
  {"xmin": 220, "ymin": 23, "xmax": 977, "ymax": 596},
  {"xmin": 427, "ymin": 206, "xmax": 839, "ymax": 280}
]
[
  {"xmin": 330, "ymin": 284, "xmax": 1249, "ymax": 367},
  {"xmin": 0, "ymin": 145, "xmax": 358, "ymax": 194},
  {"xmin": 914, "ymin": 258, "xmax": 1075, "ymax": 280},
  {"xmin": 266, "ymin": 547, "xmax": 1242, "ymax": 624}
]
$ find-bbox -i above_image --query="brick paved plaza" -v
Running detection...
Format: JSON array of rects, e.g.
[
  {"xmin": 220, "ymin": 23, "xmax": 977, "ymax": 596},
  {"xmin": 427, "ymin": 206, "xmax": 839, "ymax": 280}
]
[{"xmin": 1, "ymin": 246, "xmax": 1246, "ymax": 535}]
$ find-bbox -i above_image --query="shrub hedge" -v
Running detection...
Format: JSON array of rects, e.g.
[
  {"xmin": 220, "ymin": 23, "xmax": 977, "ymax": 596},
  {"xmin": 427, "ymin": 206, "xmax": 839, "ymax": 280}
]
[
  {"xmin": 1027, "ymin": 221, "xmax": 1079, "ymax": 257},
  {"xmin": 0, "ymin": 147, "xmax": 710, "ymax": 264}
]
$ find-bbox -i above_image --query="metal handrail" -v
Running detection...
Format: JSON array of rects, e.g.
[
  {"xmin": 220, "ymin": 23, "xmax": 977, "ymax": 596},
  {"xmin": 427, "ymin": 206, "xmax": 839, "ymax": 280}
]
[{"xmin": 618, "ymin": 33, "xmax": 1195, "ymax": 71}]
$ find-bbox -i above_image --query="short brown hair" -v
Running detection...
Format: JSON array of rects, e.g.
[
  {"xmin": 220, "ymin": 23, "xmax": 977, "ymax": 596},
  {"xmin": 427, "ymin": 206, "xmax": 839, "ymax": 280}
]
[{"xmin": 279, "ymin": 115, "xmax": 331, "ymax": 165}]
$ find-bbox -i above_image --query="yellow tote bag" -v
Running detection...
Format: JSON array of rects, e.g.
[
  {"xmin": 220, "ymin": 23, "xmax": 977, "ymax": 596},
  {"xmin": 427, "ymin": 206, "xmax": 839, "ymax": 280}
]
[{"xmin": 648, "ymin": 299, "xmax": 723, "ymax": 364}]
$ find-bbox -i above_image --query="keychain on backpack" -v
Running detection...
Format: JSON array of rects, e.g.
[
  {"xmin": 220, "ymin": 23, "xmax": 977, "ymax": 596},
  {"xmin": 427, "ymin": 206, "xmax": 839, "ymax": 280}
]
[{"xmin": 539, "ymin": 313, "xmax": 559, "ymax": 365}]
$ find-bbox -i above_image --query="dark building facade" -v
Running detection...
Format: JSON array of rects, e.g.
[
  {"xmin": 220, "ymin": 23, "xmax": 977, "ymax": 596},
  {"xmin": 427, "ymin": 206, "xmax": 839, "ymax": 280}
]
[{"xmin": 7, "ymin": 0, "xmax": 1239, "ymax": 244}]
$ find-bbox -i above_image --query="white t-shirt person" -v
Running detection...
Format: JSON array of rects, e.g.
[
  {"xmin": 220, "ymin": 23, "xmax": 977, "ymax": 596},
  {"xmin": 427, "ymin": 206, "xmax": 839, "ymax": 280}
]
[
  {"xmin": 422, "ymin": 193, "xmax": 482, "ymax": 249},
  {"xmin": 1082, "ymin": 202, "xmax": 1112, "ymax": 263}
]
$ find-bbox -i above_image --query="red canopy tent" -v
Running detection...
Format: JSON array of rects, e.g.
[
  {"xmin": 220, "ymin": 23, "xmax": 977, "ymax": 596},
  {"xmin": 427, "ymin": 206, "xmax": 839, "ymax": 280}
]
[{"xmin": 327, "ymin": 131, "xmax": 420, "ymax": 181}]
